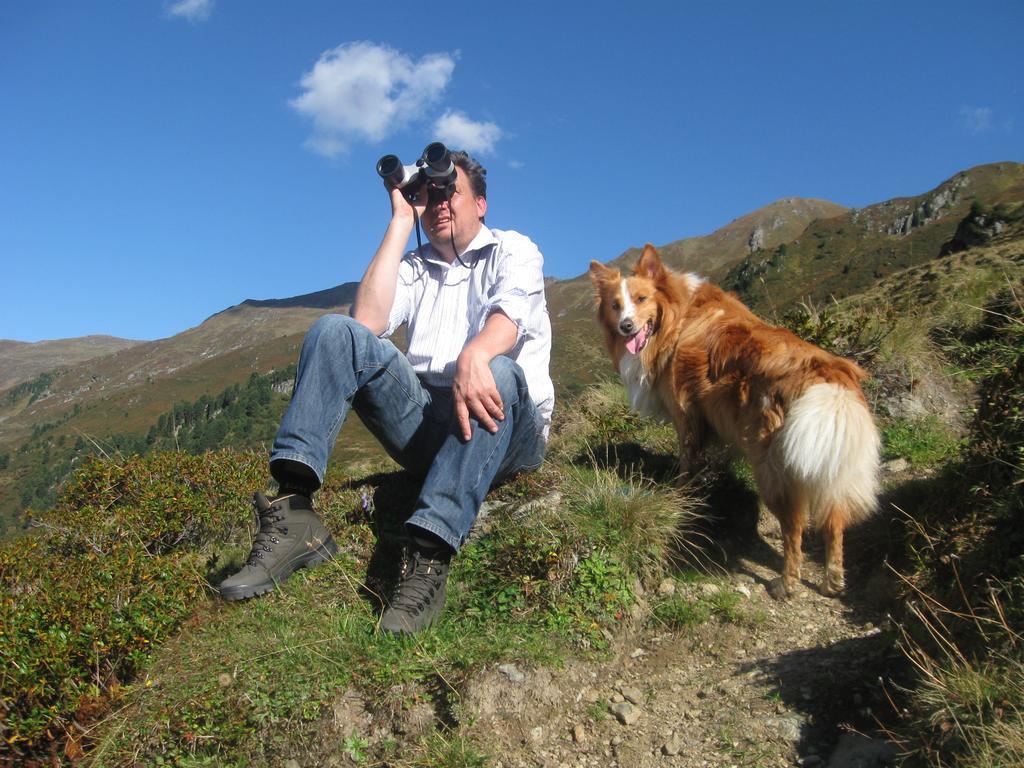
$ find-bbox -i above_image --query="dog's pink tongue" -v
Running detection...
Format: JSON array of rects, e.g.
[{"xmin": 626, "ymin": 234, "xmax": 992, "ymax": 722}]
[{"xmin": 625, "ymin": 325, "xmax": 648, "ymax": 355}]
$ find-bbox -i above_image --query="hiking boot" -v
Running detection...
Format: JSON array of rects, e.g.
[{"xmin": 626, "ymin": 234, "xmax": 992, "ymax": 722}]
[
  {"xmin": 218, "ymin": 492, "xmax": 337, "ymax": 601},
  {"xmin": 379, "ymin": 543, "xmax": 451, "ymax": 635}
]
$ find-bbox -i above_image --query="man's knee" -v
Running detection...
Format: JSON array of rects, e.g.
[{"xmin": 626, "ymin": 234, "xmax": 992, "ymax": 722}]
[
  {"xmin": 306, "ymin": 314, "xmax": 371, "ymax": 350},
  {"xmin": 488, "ymin": 356, "xmax": 527, "ymax": 407}
]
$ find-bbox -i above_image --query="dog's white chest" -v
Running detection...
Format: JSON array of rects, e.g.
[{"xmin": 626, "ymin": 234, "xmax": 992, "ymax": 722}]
[{"xmin": 618, "ymin": 355, "xmax": 671, "ymax": 423}]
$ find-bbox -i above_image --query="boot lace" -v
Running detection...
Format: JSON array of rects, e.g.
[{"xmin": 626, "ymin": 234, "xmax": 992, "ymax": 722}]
[
  {"xmin": 246, "ymin": 503, "xmax": 288, "ymax": 566},
  {"xmin": 389, "ymin": 550, "xmax": 448, "ymax": 615}
]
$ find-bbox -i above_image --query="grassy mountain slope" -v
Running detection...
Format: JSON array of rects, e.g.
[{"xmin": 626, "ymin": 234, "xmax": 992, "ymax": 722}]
[
  {"xmin": 0, "ymin": 289, "xmax": 359, "ymax": 535},
  {"xmin": 723, "ymin": 161, "xmax": 1024, "ymax": 313},
  {"xmin": 0, "ymin": 335, "xmax": 143, "ymax": 392}
]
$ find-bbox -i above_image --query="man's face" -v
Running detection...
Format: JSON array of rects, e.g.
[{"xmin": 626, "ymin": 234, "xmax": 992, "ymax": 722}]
[{"xmin": 420, "ymin": 166, "xmax": 487, "ymax": 257}]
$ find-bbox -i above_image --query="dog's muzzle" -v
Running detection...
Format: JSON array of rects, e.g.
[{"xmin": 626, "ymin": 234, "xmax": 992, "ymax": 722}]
[{"xmin": 621, "ymin": 319, "xmax": 653, "ymax": 355}]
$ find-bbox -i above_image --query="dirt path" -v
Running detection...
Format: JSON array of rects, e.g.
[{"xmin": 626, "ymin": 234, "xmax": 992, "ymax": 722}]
[{"xmin": 459, "ymin": 512, "xmax": 903, "ymax": 768}]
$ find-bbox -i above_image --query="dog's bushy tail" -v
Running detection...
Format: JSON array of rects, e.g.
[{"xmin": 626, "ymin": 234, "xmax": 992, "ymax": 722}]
[{"xmin": 778, "ymin": 382, "xmax": 880, "ymax": 526}]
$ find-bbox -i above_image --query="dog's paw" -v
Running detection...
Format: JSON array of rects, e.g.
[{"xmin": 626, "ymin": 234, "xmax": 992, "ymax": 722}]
[
  {"xmin": 821, "ymin": 571, "xmax": 846, "ymax": 597},
  {"xmin": 767, "ymin": 577, "xmax": 795, "ymax": 600}
]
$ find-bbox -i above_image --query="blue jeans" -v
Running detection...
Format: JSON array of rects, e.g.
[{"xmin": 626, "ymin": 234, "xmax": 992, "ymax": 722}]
[{"xmin": 270, "ymin": 314, "xmax": 547, "ymax": 552}]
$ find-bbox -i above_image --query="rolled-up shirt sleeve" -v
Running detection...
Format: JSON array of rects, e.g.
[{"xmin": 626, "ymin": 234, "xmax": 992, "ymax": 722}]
[
  {"xmin": 381, "ymin": 255, "xmax": 416, "ymax": 338},
  {"xmin": 477, "ymin": 234, "xmax": 545, "ymax": 344}
]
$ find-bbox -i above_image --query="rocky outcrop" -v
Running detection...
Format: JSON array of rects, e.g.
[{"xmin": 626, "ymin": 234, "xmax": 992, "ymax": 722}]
[
  {"xmin": 886, "ymin": 174, "xmax": 971, "ymax": 236},
  {"xmin": 941, "ymin": 201, "xmax": 1023, "ymax": 255},
  {"xmin": 748, "ymin": 226, "xmax": 766, "ymax": 252}
]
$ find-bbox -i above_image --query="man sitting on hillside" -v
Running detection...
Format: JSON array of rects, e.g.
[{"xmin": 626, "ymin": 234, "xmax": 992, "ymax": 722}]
[{"xmin": 217, "ymin": 149, "xmax": 554, "ymax": 635}]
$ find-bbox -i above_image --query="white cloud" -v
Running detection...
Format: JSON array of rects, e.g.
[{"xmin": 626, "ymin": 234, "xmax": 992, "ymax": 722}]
[
  {"xmin": 291, "ymin": 42, "xmax": 455, "ymax": 158},
  {"xmin": 433, "ymin": 110, "xmax": 502, "ymax": 155},
  {"xmin": 960, "ymin": 105, "xmax": 994, "ymax": 134},
  {"xmin": 166, "ymin": 0, "xmax": 213, "ymax": 23}
]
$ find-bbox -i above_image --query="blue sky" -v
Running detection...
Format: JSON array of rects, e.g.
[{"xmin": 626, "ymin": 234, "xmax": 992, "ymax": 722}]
[{"xmin": 2, "ymin": 1, "xmax": 1022, "ymax": 342}]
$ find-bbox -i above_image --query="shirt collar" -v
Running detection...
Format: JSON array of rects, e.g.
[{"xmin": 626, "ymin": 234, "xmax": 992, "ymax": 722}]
[{"xmin": 418, "ymin": 225, "xmax": 497, "ymax": 267}]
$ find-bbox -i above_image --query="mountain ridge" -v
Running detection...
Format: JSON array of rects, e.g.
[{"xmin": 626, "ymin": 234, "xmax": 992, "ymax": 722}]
[{"xmin": 208, "ymin": 282, "xmax": 360, "ymax": 319}]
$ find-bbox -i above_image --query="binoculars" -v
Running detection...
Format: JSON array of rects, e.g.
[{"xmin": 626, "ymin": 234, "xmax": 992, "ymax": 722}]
[{"xmin": 376, "ymin": 142, "xmax": 457, "ymax": 199}]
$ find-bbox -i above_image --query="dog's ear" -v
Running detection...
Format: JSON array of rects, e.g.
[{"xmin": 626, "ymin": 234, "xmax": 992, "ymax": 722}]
[
  {"xmin": 589, "ymin": 260, "xmax": 617, "ymax": 286},
  {"xmin": 635, "ymin": 244, "xmax": 666, "ymax": 281}
]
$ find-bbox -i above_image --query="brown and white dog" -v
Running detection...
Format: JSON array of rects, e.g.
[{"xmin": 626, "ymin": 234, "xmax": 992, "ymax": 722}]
[{"xmin": 589, "ymin": 244, "xmax": 880, "ymax": 598}]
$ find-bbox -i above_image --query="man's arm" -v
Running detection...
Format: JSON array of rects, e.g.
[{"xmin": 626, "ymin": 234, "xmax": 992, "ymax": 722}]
[
  {"xmin": 351, "ymin": 187, "xmax": 422, "ymax": 335},
  {"xmin": 452, "ymin": 310, "xmax": 518, "ymax": 441}
]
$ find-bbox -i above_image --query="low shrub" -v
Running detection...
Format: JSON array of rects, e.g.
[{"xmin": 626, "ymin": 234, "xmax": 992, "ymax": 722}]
[
  {"xmin": 0, "ymin": 540, "xmax": 201, "ymax": 750},
  {"xmin": 778, "ymin": 299, "xmax": 895, "ymax": 367},
  {"xmin": 0, "ymin": 449, "xmax": 267, "ymax": 760},
  {"xmin": 39, "ymin": 450, "xmax": 265, "ymax": 555}
]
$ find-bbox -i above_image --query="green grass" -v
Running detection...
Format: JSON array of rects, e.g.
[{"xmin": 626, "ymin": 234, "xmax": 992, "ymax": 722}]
[
  {"xmin": 2, "ymin": 417, "xmax": 706, "ymax": 765},
  {"xmin": 86, "ymin": 540, "xmax": 532, "ymax": 765},
  {"xmin": 651, "ymin": 582, "xmax": 763, "ymax": 630},
  {"xmin": 881, "ymin": 415, "xmax": 962, "ymax": 468}
]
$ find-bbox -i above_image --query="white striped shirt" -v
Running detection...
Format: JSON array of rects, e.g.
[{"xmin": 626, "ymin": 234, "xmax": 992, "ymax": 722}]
[{"xmin": 381, "ymin": 226, "xmax": 554, "ymax": 436}]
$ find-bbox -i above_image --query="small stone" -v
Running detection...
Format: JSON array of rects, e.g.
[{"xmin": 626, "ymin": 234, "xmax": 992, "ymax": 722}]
[
  {"xmin": 883, "ymin": 457, "xmax": 909, "ymax": 473},
  {"xmin": 630, "ymin": 647, "xmax": 646, "ymax": 659},
  {"xmin": 765, "ymin": 715, "xmax": 803, "ymax": 743},
  {"xmin": 572, "ymin": 724, "xmax": 586, "ymax": 743},
  {"xmin": 498, "ymin": 663, "xmax": 526, "ymax": 683},
  {"xmin": 700, "ymin": 583, "xmax": 721, "ymax": 597},
  {"xmin": 217, "ymin": 672, "xmax": 233, "ymax": 687},
  {"xmin": 611, "ymin": 692, "xmax": 625, "ymax": 703},
  {"xmin": 530, "ymin": 726, "xmax": 544, "ymax": 741},
  {"xmin": 734, "ymin": 585, "xmax": 751, "ymax": 598},
  {"xmin": 620, "ymin": 686, "xmax": 644, "ymax": 705},
  {"xmin": 283, "ymin": 761, "xmax": 301, "ymax": 768},
  {"xmin": 657, "ymin": 578, "xmax": 676, "ymax": 596},
  {"xmin": 609, "ymin": 702, "xmax": 640, "ymax": 725},
  {"xmin": 663, "ymin": 732, "xmax": 684, "ymax": 756}
]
